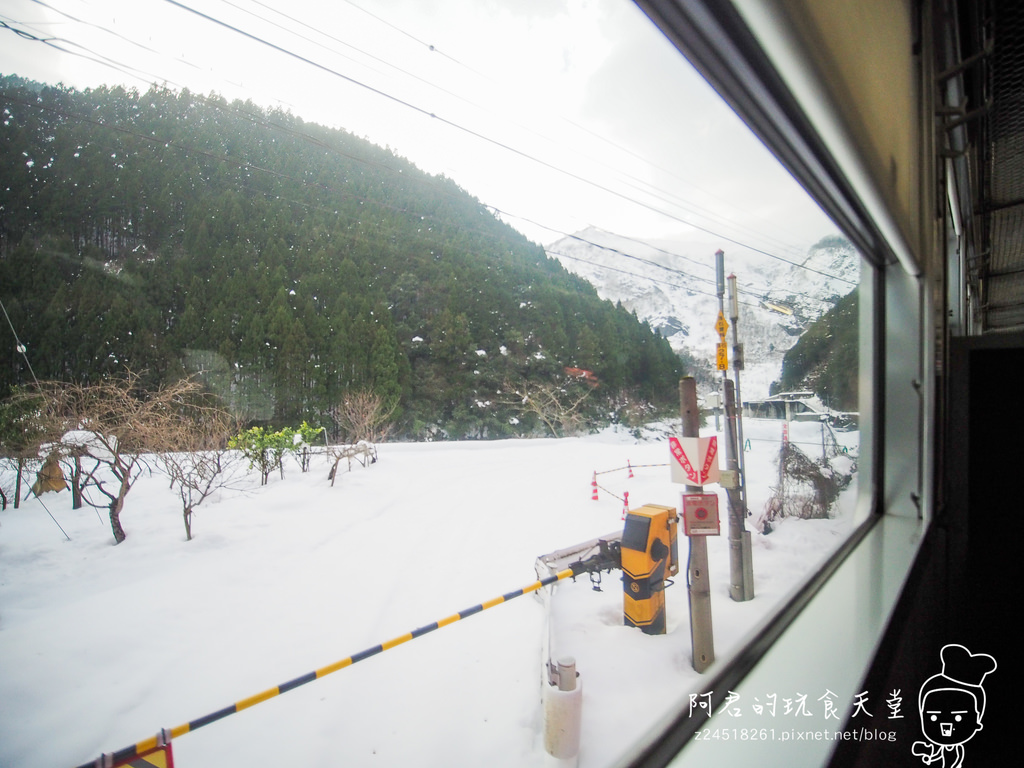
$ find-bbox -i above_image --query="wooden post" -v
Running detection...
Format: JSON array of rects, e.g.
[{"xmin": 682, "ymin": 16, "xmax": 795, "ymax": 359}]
[{"xmin": 681, "ymin": 377, "xmax": 714, "ymax": 672}]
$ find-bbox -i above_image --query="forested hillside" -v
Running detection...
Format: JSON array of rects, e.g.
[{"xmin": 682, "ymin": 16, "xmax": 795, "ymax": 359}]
[
  {"xmin": 771, "ymin": 287, "xmax": 859, "ymax": 411},
  {"xmin": 0, "ymin": 76, "xmax": 684, "ymax": 438}
]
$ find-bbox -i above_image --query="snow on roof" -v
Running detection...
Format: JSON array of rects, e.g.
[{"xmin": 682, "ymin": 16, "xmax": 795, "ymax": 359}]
[{"xmin": 765, "ymin": 391, "xmax": 816, "ymax": 401}]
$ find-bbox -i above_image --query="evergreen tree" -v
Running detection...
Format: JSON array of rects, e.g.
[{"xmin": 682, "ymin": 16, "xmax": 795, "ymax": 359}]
[{"xmin": 1, "ymin": 76, "xmax": 685, "ymax": 437}]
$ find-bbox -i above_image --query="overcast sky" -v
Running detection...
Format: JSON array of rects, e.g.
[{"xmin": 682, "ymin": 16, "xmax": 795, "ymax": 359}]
[{"xmin": 0, "ymin": 0, "xmax": 838, "ymax": 257}]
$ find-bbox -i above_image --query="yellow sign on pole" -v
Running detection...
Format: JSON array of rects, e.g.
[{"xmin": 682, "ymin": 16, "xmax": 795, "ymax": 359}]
[
  {"xmin": 716, "ymin": 342, "xmax": 728, "ymax": 371},
  {"xmin": 715, "ymin": 311, "xmax": 729, "ymax": 339}
]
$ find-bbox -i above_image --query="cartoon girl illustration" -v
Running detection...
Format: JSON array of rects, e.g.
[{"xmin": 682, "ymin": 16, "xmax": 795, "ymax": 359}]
[{"xmin": 912, "ymin": 644, "xmax": 997, "ymax": 767}]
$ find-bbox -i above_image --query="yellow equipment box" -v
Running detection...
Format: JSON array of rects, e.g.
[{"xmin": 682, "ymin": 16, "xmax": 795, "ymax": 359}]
[{"xmin": 621, "ymin": 504, "xmax": 678, "ymax": 635}]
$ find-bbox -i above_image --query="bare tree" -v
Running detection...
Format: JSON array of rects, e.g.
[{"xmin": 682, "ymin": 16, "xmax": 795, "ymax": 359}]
[
  {"xmin": 323, "ymin": 389, "xmax": 393, "ymax": 486},
  {"xmin": 33, "ymin": 372, "xmax": 230, "ymax": 543},
  {"xmin": 326, "ymin": 442, "xmax": 377, "ymax": 486},
  {"xmin": 329, "ymin": 388, "xmax": 397, "ymax": 444},
  {"xmin": 58, "ymin": 448, "xmax": 86, "ymax": 509},
  {"xmin": 158, "ymin": 410, "xmax": 240, "ymax": 540},
  {"xmin": 500, "ymin": 378, "xmax": 593, "ymax": 437}
]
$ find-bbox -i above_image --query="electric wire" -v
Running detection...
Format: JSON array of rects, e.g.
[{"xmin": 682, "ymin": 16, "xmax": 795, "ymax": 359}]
[
  {"xmin": 0, "ymin": 18, "xmax": 51, "ymax": 42},
  {"xmin": 491, "ymin": 207, "xmax": 841, "ymax": 308},
  {"xmin": 156, "ymin": 0, "xmax": 855, "ymax": 284},
  {"xmin": 239, "ymin": 0, "xmax": 470, "ymax": 106},
  {"xmin": 548, "ymin": 249, "xmax": 743, "ymax": 304},
  {"xmin": 241, "ymin": 0, "xmax": 740, "ymax": 247},
  {"xmin": 4, "ymin": 3, "xmax": 850, "ymax": 287},
  {"xmin": 341, "ymin": 0, "xmax": 464, "ymax": 66},
  {"xmin": 2, "ymin": 81, "xmax": 851, "ymax": 367},
  {"xmin": 5, "ymin": 3, "xmax": 828, "ymax": 285},
  {"xmin": 1, "ymin": 88, "xmax": 844, "ymax": 351},
  {"xmin": 0, "ymin": 294, "xmax": 68, "ymax": 540},
  {"xmin": 0, "ymin": 14, "xmax": 192, "ymax": 95},
  {"xmin": 26, "ymin": 0, "xmax": 203, "ymax": 74},
  {"xmin": 332, "ymin": 0, "xmax": 819, "ymax": 262},
  {"xmin": 0, "ymin": 296, "xmax": 41, "ymax": 387},
  {"xmin": 2, "ymin": 4, "xmax": 857, "ymax": 333},
  {"xmin": 257, "ymin": 0, "xmax": 848, "ymax": 276}
]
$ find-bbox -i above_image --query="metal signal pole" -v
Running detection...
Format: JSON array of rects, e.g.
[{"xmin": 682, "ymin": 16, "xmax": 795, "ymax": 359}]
[
  {"xmin": 728, "ymin": 273, "xmax": 754, "ymax": 600},
  {"xmin": 715, "ymin": 251, "xmax": 754, "ymax": 602},
  {"xmin": 727, "ymin": 274, "xmax": 747, "ymax": 497}
]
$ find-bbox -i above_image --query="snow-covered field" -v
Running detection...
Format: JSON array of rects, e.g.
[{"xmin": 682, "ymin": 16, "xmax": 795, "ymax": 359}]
[{"xmin": 0, "ymin": 419, "xmax": 858, "ymax": 768}]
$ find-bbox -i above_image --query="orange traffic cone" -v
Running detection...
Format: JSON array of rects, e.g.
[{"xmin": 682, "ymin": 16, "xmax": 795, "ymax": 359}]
[
  {"xmin": 622, "ymin": 490, "xmax": 629, "ymax": 519},
  {"xmin": 591, "ymin": 472, "xmax": 599, "ymax": 501},
  {"xmin": 627, "ymin": 460, "xmax": 634, "ymax": 479}
]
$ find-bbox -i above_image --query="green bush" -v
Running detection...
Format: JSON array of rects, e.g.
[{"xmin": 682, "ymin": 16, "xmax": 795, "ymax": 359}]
[{"xmin": 228, "ymin": 426, "xmax": 295, "ymax": 485}]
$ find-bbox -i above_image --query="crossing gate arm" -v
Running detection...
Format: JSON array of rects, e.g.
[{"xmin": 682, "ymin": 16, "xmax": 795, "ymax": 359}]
[
  {"xmin": 536, "ymin": 531, "xmax": 623, "ymax": 578},
  {"xmin": 73, "ymin": 567, "xmax": 578, "ymax": 768}
]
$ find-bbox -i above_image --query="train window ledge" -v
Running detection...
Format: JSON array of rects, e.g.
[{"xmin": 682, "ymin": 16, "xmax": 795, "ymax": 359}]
[{"xmin": 619, "ymin": 501, "xmax": 927, "ymax": 767}]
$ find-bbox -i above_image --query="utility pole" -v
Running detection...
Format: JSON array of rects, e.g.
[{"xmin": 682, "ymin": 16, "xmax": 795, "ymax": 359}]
[
  {"xmin": 727, "ymin": 273, "xmax": 754, "ymax": 600},
  {"xmin": 723, "ymin": 379, "xmax": 755, "ymax": 600},
  {"xmin": 681, "ymin": 377, "xmax": 714, "ymax": 672},
  {"xmin": 727, "ymin": 273, "xmax": 747, "ymax": 502},
  {"xmin": 716, "ymin": 251, "xmax": 754, "ymax": 602}
]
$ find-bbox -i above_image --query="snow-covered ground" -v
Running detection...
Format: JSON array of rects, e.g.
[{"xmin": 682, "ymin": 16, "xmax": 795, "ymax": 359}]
[{"xmin": 0, "ymin": 420, "xmax": 858, "ymax": 768}]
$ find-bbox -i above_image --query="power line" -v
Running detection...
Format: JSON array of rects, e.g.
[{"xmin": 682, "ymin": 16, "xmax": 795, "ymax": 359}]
[
  {"xmin": 157, "ymin": 0, "xmax": 855, "ymax": 285},
  {"xmin": 0, "ymin": 18, "xmax": 52, "ymax": 42},
  {"xmin": 340, "ymin": 0, "xmax": 464, "ymax": 66},
  {"xmin": 548, "ymin": 249, "xmax": 734, "ymax": 304},
  {"xmin": 0, "ymin": 296, "xmax": 41, "ymax": 388},
  {"xmin": 26, "ymin": 0, "xmax": 202, "ymax": 73},
  {"xmin": 562, "ymin": 229, "xmax": 839, "ymax": 307},
  {"xmin": 490, "ymin": 208, "xmax": 837, "ymax": 309},
  {"xmin": 239, "ymin": 0, "xmax": 727, "ymax": 244},
  {"xmin": 0, "ymin": 14, "xmax": 192, "ymax": 94},
  {"xmin": 330, "ymin": 0, "xmax": 820, "ymax": 264},
  {"xmin": 223, "ymin": 0, "xmax": 452, "ymax": 95},
  {"xmin": 1, "ymin": 85, "xmax": 847, "ymax": 330},
  {"xmin": 4, "ymin": 2, "xmax": 854, "ymax": 287}
]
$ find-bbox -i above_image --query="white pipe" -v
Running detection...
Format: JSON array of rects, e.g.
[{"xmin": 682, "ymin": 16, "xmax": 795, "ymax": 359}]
[{"xmin": 544, "ymin": 657, "xmax": 582, "ymax": 762}]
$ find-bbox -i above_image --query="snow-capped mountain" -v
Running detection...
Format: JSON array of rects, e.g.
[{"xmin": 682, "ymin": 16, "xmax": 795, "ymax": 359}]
[{"xmin": 546, "ymin": 227, "xmax": 859, "ymax": 399}]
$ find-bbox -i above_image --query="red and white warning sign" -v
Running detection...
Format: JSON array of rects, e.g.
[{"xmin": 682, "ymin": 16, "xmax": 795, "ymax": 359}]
[
  {"xmin": 669, "ymin": 436, "xmax": 720, "ymax": 486},
  {"xmin": 683, "ymin": 493, "xmax": 721, "ymax": 536}
]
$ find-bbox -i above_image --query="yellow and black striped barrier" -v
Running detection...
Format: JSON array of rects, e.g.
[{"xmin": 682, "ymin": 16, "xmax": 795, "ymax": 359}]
[{"xmin": 75, "ymin": 566, "xmax": 580, "ymax": 768}]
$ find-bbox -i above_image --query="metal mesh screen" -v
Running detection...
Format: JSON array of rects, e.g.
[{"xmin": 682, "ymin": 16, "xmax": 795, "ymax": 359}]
[
  {"xmin": 982, "ymin": 0, "xmax": 1024, "ymax": 330},
  {"xmin": 990, "ymin": 0, "xmax": 1024, "ymax": 208}
]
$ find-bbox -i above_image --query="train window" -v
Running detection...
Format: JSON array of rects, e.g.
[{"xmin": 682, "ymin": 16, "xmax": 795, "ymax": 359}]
[{"xmin": 0, "ymin": 2, "xmax": 882, "ymax": 768}]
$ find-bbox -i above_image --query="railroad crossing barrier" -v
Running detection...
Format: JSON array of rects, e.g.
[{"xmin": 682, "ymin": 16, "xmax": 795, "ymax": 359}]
[{"xmin": 75, "ymin": 553, "xmax": 623, "ymax": 768}]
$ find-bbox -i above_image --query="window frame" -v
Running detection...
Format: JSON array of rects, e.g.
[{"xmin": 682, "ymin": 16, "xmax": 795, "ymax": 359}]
[{"xmin": 619, "ymin": 2, "xmax": 932, "ymax": 765}]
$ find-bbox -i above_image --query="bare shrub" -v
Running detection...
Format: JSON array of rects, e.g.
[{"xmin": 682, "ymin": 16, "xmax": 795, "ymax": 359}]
[
  {"xmin": 500, "ymin": 378, "xmax": 592, "ymax": 437},
  {"xmin": 326, "ymin": 442, "xmax": 377, "ymax": 486},
  {"xmin": 159, "ymin": 410, "xmax": 240, "ymax": 540},
  {"xmin": 329, "ymin": 388, "xmax": 396, "ymax": 445},
  {"xmin": 758, "ymin": 441, "xmax": 854, "ymax": 534},
  {"xmin": 31, "ymin": 372, "xmax": 231, "ymax": 543}
]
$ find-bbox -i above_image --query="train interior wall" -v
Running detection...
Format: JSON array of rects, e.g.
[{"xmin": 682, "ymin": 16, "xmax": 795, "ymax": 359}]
[{"xmin": 829, "ymin": 335, "xmax": 1020, "ymax": 767}]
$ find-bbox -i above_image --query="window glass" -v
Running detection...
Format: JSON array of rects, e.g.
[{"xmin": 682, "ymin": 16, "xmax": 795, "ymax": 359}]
[{"xmin": 0, "ymin": 2, "xmax": 866, "ymax": 766}]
